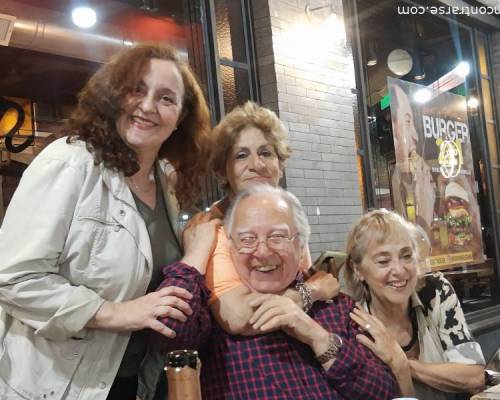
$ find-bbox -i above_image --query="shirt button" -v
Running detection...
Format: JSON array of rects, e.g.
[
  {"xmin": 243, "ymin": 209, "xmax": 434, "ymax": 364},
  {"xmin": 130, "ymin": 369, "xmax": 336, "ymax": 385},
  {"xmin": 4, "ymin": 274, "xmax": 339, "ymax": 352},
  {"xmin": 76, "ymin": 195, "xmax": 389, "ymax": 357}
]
[
  {"xmin": 114, "ymin": 225, "xmax": 121, "ymax": 232},
  {"xmin": 119, "ymin": 209, "xmax": 125, "ymax": 216},
  {"xmin": 98, "ymin": 382, "xmax": 107, "ymax": 389}
]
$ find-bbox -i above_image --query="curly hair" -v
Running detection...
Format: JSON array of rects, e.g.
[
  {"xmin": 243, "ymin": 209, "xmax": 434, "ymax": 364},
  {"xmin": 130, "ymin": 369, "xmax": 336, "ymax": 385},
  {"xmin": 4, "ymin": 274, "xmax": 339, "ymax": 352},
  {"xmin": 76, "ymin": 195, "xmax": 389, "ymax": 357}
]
[
  {"xmin": 343, "ymin": 209, "xmax": 426, "ymax": 302},
  {"xmin": 209, "ymin": 101, "xmax": 291, "ymax": 193},
  {"xmin": 65, "ymin": 43, "xmax": 211, "ymax": 208}
]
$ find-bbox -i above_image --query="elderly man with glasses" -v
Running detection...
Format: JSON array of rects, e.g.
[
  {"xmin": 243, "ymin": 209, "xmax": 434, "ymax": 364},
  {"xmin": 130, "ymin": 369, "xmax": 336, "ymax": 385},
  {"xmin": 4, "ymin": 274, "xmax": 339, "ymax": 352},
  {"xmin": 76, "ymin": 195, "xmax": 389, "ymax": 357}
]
[{"xmin": 155, "ymin": 185, "xmax": 399, "ymax": 399}]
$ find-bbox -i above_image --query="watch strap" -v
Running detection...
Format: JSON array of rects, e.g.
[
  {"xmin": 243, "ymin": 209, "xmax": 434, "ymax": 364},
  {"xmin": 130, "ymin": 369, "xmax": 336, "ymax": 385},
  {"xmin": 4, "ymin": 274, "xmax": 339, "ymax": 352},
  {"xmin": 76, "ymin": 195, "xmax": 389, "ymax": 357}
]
[{"xmin": 316, "ymin": 333, "xmax": 342, "ymax": 364}]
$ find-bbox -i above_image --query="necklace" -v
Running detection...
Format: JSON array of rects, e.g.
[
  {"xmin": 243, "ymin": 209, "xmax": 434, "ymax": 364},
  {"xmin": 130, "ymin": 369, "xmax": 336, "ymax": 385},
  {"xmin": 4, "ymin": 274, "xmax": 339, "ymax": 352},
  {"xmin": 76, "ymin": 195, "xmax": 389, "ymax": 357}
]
[{"xmin": 127, "ymin": 174, "xmax": 155, "ymax": 193}]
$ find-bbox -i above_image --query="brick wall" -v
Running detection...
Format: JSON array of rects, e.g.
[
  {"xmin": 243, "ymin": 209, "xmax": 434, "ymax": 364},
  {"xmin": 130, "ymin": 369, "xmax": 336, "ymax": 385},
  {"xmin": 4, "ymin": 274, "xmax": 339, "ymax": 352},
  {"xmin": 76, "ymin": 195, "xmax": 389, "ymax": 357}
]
[{"xmin": 251, "ymin": 0, "xmax": 362, "ymax": 258}]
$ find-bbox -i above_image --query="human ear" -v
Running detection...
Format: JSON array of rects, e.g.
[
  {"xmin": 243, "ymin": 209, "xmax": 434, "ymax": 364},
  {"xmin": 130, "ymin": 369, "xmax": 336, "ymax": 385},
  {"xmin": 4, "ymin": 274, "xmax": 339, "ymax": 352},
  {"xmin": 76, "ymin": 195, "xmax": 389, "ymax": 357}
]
[{"xmin": 353, "ymin": 264, "xmax": 365, "ymax": 282}]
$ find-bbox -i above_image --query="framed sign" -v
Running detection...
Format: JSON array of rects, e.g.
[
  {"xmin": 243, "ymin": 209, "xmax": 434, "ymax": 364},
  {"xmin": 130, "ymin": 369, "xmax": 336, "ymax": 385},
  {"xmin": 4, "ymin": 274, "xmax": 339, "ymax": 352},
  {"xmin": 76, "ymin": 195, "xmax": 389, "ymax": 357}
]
[{"xmin": 388, "ymin": 77, "xmax": 484, "ymax": 270}]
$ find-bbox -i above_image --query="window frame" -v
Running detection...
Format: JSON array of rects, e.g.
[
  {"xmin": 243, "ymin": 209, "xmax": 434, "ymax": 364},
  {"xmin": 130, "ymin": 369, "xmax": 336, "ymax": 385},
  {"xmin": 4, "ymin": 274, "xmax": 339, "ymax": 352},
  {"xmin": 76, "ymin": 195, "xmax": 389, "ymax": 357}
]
[{"xmin": 345, "ymin": 0, "xmax": 500, "ymax": 320}]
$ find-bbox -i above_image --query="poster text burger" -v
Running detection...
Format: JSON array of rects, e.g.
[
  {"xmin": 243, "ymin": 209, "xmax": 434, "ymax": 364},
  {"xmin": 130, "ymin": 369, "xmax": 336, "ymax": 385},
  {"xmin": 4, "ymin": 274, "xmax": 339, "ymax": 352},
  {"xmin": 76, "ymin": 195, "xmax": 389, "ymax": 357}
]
[{"xmin": 422, "ymin": 115, "xmax": 469, "ymax": 143}]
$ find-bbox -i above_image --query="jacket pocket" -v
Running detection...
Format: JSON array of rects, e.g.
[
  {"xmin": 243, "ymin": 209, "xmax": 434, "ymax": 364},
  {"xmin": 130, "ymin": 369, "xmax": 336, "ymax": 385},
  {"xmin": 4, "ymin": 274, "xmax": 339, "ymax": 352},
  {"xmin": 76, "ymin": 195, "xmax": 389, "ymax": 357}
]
[
  {"xmin": 0, "ymin": 317, "xmax": 88, "ymax": 400},
  {"xmin": 69, "ymin": 215, "xmax": 142, "ymax": 293}
]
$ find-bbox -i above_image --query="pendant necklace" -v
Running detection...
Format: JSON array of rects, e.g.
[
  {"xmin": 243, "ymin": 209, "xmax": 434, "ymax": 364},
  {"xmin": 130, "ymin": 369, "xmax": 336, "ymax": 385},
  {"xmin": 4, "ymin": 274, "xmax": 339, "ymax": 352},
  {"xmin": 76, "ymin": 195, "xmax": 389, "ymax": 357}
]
[{"xmin": 127, "ymin": 173, "xmax": 155, "ymax": 193}]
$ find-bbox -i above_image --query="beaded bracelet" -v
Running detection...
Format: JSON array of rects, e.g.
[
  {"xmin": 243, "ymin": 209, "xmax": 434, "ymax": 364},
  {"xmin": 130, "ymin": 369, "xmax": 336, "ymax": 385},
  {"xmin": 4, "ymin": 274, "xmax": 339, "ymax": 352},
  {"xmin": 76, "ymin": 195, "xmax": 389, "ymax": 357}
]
[{"xmin": 295, "ymin": 282, "xmax": 313, "ymax": 313}]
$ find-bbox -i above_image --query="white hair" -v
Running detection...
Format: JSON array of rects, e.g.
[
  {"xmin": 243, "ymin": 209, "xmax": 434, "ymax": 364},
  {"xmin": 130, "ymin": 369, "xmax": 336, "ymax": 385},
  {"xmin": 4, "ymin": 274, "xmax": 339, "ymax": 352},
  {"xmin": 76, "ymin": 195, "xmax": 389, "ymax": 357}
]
[{"xmin": 224, "ymin": 184, "xmax": 311, "ymax": 246}]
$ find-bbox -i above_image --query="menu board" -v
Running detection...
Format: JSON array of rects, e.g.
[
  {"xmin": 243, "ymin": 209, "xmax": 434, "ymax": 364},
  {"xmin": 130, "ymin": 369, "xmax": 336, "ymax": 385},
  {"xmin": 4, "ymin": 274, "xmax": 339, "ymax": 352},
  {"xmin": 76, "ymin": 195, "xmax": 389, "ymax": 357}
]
[{"xmin": 388, "ymin": 77, "xmax": 484, "ymax": 270}]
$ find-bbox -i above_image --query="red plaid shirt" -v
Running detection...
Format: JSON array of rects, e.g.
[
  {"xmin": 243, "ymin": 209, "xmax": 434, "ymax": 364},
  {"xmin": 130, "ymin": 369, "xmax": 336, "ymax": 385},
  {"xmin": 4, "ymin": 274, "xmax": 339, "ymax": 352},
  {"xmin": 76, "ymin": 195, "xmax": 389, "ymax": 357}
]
[{"xmin": 158, "ymin": 262, "xmax": 399, "ymax": 400}]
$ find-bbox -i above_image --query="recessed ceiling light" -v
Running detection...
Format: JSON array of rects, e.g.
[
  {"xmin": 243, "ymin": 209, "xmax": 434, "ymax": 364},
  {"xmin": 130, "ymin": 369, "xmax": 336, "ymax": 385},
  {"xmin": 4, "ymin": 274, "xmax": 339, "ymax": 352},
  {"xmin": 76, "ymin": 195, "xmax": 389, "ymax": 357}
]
[
  {"xmin": 414, "ymin": 88, "xmax": 431, "ymax": 103},
  {"xmin": 72, "ymin": 6, "xmax": 97, "ymax": 29},
  {"xmin": 455, "ymin": 61, "xmax": 470, "ymax": 77},
  {"xmin": 467, "ymin": 97, "xmax": 479, "ymax": 108}
]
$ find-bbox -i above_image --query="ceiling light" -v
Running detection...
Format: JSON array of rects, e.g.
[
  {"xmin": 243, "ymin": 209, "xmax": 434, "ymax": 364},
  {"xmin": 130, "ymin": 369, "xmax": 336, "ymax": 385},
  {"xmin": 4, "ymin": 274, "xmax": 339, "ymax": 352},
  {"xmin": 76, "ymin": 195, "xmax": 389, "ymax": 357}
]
[
  {"xmin": 366, "ymin": 41, "xmax": 377, "ymax": 66},
  {"xmin": 455, "ymin": 61, "xmax": 470, "ymax": 77},
  {"xmin": 414, "ymin": 88, "xmax": 432, "ymax": 103},
  {"xmin": 387, "ymin": 49, "xmax": 412, "ymax": 76},
  {"xmin": 430, "ymin": 61, "xmax": 471, "ymax": 92},
  {"xmin": 72, "ymin": 6, "xmax": 97, "ymax": 29},
  {"xmin": 412, "ymin": 50, "xmax": 425, "ymax": 81},
  {"xmin": 467, "ymin": 97, "xmax": 479, "ymax": 108}
]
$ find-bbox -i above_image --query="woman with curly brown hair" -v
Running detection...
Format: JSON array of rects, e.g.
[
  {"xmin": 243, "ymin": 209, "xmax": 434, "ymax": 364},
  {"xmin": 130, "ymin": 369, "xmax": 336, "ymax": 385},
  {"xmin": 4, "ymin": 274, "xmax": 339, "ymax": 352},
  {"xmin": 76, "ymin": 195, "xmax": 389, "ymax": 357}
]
[{"xmin": 0, "ymin": 43, "xmax": 219, "ymax": 400}]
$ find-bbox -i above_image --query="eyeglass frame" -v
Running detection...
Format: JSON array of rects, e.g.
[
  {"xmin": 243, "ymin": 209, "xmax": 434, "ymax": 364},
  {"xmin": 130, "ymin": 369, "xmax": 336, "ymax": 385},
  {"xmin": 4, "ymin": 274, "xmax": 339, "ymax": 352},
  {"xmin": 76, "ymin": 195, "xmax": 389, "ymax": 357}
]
[{"xmin": 229, "ymin": 231, "xmax": 301, "ymax": 254}]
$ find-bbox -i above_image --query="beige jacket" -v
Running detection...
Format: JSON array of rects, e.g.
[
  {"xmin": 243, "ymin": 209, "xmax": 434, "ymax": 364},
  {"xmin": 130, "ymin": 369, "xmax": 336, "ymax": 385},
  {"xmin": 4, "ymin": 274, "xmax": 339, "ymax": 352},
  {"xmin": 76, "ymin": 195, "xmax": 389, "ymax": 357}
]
[{"xmin": 0, "ymin": 138, "xmax": 180, "ymax": 400}]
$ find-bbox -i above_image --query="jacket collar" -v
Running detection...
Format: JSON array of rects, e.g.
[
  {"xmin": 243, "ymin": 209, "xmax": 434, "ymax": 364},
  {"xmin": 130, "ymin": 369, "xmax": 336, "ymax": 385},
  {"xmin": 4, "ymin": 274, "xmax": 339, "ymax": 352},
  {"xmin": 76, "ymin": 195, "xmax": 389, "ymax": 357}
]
[
  {"xmin": 156, "ymin": 160, "xmax": 182, "ymax": 246},
  {"xmin": 100, "ymin": 165, "xmax": 153, "ymax": 269},
  {"xmin": 98, "ymin": 161, "xmax": 182, "ymax": 269}
]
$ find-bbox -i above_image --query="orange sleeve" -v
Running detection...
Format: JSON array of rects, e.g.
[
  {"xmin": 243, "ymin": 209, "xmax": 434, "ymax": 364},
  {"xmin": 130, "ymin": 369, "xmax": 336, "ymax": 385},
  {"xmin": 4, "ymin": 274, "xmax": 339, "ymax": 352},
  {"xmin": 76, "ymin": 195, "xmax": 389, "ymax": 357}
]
[{"xmin": 205, "ymin": 226, "xmax": 243, "ymax": 305}]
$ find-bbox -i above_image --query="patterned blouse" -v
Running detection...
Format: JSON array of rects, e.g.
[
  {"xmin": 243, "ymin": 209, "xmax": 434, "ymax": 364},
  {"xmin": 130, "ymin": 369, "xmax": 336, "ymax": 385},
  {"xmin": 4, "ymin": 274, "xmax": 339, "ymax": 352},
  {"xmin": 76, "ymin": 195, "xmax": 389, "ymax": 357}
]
[{"xmin": 410, "ymin": 272, "xmax": 485, "ymax": 400}]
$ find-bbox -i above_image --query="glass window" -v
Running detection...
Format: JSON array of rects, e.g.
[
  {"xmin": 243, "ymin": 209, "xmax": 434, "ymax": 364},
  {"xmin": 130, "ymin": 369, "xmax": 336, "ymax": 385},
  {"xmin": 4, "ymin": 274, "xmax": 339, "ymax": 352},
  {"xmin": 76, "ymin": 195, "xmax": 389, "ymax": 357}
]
[
  {"xmin": 193, "ymin": 0, "xmax": 257, "ymax": 210},
  {"xmin": 477, "ymin": 34, "xmax": 489, "ymax": 78},
  {"xmin": 214, "ymin": 0, "xmax": 247, "ymax": 63},
  {"xmin": 355, "ymin": 0, "xmax": 500, "ymax": 312},
  {"xmin": 487, "ymin": 123, "xmax": 499, "ymax": 166},
  {"xmin": 482, "ymin": 78, "xmax": 494, "ymax": 123},
  {"xmin": 476, "ymin": 32, "xmax": 500, "ymax": 263},
  {"xmin": 220, "ymin": 65, "xmax": 251, "ymax": 113},
  {"xmin": 493, "ymin": 166, "xmax": 500, "ymax": 217},
  {"xmin": 211, "ymin": 0, "xmax": 255, "ymax": 114}
]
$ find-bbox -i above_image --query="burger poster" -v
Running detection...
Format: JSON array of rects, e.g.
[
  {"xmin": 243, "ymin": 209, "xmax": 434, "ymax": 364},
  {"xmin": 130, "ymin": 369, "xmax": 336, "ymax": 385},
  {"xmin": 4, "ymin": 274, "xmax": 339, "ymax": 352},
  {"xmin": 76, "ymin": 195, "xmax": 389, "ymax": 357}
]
[{"xmin": 388, "ymin": 77, "xmax": 484, "ymax": 270}]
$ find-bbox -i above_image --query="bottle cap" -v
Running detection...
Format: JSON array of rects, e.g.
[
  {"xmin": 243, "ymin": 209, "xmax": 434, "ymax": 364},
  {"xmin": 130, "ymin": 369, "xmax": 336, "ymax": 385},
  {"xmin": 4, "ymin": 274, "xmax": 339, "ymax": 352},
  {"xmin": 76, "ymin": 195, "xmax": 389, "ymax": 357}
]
[{"xmin": 166, "ymin": 350, "xmax": 199, "ymax": 369}]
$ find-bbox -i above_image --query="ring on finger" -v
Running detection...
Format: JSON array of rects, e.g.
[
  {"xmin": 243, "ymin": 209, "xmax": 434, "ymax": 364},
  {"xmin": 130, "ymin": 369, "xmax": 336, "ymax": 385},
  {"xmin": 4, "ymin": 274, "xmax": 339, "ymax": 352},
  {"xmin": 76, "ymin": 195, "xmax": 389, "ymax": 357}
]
[{"xmin": 365, "ymin": 324, "xmax": 371, "ymax": 330}]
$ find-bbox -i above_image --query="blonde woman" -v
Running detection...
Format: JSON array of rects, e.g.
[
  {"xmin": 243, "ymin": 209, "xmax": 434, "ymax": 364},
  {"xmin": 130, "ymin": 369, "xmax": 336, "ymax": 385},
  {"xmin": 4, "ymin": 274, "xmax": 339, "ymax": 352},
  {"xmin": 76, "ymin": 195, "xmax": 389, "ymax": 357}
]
[{"xmin": 344, "ymin": 209, "xmax": 485, "ymax": 399}]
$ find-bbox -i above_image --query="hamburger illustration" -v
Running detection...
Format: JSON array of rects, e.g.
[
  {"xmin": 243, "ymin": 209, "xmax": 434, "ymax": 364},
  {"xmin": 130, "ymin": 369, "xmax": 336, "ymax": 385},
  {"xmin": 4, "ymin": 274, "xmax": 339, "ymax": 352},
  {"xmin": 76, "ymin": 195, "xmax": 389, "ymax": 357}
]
[{"xmin": 443, "ymin": 182, "xmax": 472, "ymax": 246}]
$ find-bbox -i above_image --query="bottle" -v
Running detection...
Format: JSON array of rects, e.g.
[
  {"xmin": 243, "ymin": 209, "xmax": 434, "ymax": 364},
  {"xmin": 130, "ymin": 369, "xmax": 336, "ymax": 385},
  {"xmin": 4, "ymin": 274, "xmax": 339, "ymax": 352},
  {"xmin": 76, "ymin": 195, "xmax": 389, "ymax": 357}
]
[{"xmin": 165, "ymin": 350, "xmax": 202, "ymax": 400}]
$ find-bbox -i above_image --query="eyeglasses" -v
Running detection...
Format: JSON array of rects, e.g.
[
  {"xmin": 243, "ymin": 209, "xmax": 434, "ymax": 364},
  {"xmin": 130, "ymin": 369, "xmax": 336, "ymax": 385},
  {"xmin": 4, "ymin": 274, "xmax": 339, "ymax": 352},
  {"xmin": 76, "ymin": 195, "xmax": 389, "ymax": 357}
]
[{"xmin": 230, "ymin": 232, "xmax": 300, "ymax": 254}]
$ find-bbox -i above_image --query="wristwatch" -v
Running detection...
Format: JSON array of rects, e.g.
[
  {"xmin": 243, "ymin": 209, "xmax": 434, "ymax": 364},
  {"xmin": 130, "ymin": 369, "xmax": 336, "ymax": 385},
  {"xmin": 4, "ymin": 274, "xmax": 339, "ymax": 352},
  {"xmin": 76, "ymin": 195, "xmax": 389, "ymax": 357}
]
[
  {"xmin": 296, "ymin": 282, "xmax": 313, "ymax": 313},
  {"xmin": 316, "ymin": 333, "xmax": 343, "ymax": 364}
]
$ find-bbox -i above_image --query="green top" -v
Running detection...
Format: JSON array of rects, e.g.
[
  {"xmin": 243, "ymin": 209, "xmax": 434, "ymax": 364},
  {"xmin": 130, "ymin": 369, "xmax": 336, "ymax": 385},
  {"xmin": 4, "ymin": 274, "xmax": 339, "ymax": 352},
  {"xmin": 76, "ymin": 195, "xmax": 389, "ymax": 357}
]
[{"xmin": 117, "ymin": 183, "xmax": 182, "ymax": 377}]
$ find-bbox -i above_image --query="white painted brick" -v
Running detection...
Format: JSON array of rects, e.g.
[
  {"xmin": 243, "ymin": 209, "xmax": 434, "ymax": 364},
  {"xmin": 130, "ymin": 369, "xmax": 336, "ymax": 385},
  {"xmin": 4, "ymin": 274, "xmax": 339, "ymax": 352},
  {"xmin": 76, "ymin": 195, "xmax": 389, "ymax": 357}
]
[
  {"xmin": 280, "ymin": 111, "xmax": 303, "ymax": 123},
  {"xmin": 289, "ymin": 122, "xmax": 309, "ymax": 132},
  {"xmin": 253, "ymin": 0, "xmax": 363, "ymax": 254},
  {"xmin": 291, "ymin": 141, "xmax": 312, "ymax": 151},
  {"xmin": 290, "ymin": 132, "xmax": 320, "ymax": 143},
  {"xmin": 288, "ymin": 186, "xmax": 307, "ymax": 197},
  {"xmin": 286, "ymin": 168, "xmax": 304, "ymax": 178},
  {"xmin": 304, "ymin": 169, "xmax": 323, "ymax": 179},
  {"xmin": 311, "ymin": 143, "xmax": 332, "ymax": 153}
]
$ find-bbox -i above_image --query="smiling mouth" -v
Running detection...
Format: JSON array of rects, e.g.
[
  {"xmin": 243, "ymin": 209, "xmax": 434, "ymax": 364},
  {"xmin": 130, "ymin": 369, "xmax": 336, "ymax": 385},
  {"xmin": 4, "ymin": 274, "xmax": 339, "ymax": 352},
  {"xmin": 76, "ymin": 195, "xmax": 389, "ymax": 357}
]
[
  {"xmin": 387, "ymin": 280, "xmax": 408, "ymax": 288},
  {"xmin": 130, "ymin": 115, "xmax": 158, "ymax": 128},
  {"xmin": 253, "ymin": 265, "xmax": 279, "ymax": 273},
  {"xmin": 246, "ymin": 176, "xmax": 270, "ymax": 182}
]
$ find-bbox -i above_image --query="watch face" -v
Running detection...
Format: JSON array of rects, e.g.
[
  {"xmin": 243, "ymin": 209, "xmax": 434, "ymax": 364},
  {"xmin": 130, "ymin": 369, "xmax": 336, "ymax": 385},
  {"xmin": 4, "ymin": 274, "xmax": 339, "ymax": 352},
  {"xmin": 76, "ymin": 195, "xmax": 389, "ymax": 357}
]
[{"xmin": 332, "ymin": 333, "xmax": 343, "ymax": 350}]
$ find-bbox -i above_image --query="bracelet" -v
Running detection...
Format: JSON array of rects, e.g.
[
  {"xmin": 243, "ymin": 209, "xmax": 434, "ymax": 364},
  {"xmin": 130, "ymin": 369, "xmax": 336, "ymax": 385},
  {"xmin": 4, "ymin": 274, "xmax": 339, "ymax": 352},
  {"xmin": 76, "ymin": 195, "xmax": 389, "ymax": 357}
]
[
  {"xmin": 296, "ymin": 282, "xmax": 313, "ymax": 313},
  {"xmin": 316, "ymin": 333, "xmax": 343, "ymax": 364}
]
